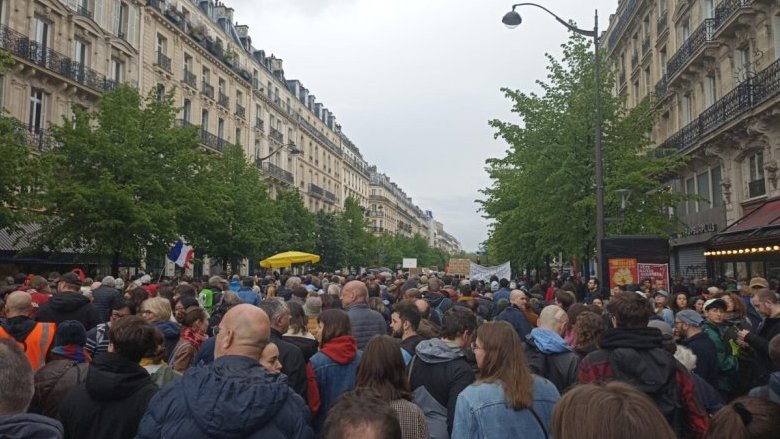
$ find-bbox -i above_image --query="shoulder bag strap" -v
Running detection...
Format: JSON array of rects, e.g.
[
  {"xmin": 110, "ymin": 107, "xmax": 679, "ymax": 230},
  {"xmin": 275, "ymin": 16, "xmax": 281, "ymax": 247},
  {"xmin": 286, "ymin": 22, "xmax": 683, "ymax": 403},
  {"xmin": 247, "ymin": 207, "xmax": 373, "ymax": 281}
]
[{"xmin": 529, "ymin": 407, "xmax": 549, "ymax": 438}]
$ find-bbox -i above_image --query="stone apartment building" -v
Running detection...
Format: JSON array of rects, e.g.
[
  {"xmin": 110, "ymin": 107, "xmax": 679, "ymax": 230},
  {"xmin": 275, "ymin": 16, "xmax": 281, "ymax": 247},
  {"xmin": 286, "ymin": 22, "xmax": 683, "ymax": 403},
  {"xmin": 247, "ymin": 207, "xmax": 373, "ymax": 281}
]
[
  {"xmin": 605, "ymin": 0, "xmax": 780, "ymax": 280},
  {"xmin": 0, "ymin": 0, "xmax": 460, "ymax": 267}
]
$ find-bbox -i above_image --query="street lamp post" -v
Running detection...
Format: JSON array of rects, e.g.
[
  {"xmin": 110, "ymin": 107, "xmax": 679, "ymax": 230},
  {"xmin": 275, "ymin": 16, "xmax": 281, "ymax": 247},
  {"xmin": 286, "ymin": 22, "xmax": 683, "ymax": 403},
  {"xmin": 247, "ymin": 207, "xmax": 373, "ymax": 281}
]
[
  {"xmin": 503, "ymin": 3, "xmax": 604, "ymax": 272},
  {"xmin": 256, "ymin": 141, "xmax": 303, "ymax": 167}
]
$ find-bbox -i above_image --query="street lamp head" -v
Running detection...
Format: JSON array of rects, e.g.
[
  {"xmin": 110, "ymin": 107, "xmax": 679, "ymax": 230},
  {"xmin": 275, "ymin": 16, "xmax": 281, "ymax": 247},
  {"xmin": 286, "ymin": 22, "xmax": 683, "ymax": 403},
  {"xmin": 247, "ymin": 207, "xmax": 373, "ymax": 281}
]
[{"xmin": 502, "ymin": 10, "xmax": 522, "ymax": 29}]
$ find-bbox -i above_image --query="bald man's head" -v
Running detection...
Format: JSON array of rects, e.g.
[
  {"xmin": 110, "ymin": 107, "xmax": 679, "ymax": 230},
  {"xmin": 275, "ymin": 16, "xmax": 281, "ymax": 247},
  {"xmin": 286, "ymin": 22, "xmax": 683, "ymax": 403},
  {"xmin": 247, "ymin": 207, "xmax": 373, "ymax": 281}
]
[
  {"xmin": 538, "ymin": 305, "xmax": 568, "ymax": 335},
  {"xmin": 214, "ymin": 304, "xmax": 271, "ymax": 360},
  {"xmin": 4, "ymin": 291, "xmax": 32, "ymax": 318},
  {"xmin": 509, "ymin": 290, "xmax": 528, "ymax": 308},
  {"xmin": 342, "ymin": 280, "xmax": 368, "ymax": 307},
  {"xmin": 415, "ymin": 299, "xmax": 431, "ymax": 320}
]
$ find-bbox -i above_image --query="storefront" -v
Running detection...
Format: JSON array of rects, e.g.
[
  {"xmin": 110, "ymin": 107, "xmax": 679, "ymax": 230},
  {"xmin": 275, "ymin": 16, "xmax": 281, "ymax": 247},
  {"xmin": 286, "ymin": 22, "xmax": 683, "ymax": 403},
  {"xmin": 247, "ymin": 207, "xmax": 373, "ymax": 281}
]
[
  {"xmin": 705, "ymin": 198, "xmax": 780, "ymax": 281},
  {"xmin": 670, "ymin": 207, "xmax": 726, "ymax": 280}
]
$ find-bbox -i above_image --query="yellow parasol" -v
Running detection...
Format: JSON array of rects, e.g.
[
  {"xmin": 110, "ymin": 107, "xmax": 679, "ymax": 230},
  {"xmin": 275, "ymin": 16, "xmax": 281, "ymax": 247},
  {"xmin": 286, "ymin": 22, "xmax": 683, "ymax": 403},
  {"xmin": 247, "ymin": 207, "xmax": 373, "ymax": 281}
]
[{"xmin": 259, "ymin": 251, "xmax": 321, "ymax": 269}]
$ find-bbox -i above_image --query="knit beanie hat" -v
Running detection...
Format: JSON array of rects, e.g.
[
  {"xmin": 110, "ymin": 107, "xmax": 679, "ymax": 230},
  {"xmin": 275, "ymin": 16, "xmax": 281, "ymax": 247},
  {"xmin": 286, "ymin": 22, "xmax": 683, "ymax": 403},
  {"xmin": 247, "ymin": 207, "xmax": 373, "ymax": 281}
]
[{"xmin": 54, "ymin": 320, "xmax": 87, "ymax": 347}]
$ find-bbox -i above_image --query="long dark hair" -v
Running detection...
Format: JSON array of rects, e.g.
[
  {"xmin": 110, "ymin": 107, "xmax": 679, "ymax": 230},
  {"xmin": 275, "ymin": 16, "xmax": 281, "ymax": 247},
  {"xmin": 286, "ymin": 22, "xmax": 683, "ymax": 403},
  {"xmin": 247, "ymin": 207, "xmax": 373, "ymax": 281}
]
[
  {"xmin": 318, "ymin": 309, "xmax": 351, "ymax": 346},
  {"xmin": 356, "ymin": 335, "xmax": 410, "ymax": 402}
]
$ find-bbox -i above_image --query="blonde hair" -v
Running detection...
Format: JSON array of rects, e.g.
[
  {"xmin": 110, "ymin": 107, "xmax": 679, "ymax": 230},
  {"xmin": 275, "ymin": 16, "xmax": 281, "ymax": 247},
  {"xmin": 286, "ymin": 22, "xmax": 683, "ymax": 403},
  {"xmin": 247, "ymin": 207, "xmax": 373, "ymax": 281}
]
[{"xmin": 141, "ymin": 297, "xmax": 172, "ymax": 322}]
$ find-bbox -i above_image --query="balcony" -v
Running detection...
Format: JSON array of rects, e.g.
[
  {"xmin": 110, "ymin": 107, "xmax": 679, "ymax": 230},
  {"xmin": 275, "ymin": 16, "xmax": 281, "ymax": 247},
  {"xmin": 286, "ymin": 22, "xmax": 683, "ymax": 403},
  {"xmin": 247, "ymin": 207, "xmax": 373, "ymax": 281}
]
[
  {"xmin": 17, "ymin": 123, "xmax": 59, "ymax": 152},
  {"xmin": 713, "ymin": 0, "xmax": 755, "ymax": 38},
  {"xmin": 156, "ymin": 51, "xmax": 171, "ymax": 73},
  {"xmin": 201, "ymin": 81, "xmax": 214, "ymax": 99},
  {"xmin": 606, "ymin": 0, "xmax": 639, "ymax": 52},
  {"xmin": 259, "ymin": 162, "xmax": 294, "ymax": 185},
  {"xmin": 369, "ymin": 211, "xmax": 385, "ymax": 218},
  {"xmin": 309, "ymin": 183, "xmax": 325, "ymax": 198},
  {"xmin": 76, "ymin": 5, "xmax": 93, "ymax": 19},
  {"xmin": 217, "ymin": 92, "xmax": 229, "ymax": 108},
  {"xmin": 371, "ymin": 226, "xmax": 385, "ymax": 234},
  {"xmin": 324, "ymin": 189, "xmax": 337, "ymax": 204},
  {"xmin": 235, "ymin": 103, "xmax": 246, "ymax": 119},
  {"xmin": 657, "ymin": 57, "xmax": 780, "ymax": 153},
  {"xmin": 183, "ymin": 69, "xmax": 196, "ymax": 88},
  {"xmin": 665, "ymin": 19, "xmax": 717, "ymax": 83},
  {"xmin": 255, "ymin": 118, "xmax": 264, "ymax": 131},
  {"xmin": 269, "ymin": 127, "xmax": 284, "ymax": 144},
  {"xmin": 0, "ymin": 24, "xmax": 116, "ymax": 94},
  {"xmin": 657, "ymin": 12, "xmax": 668, "ymax": 37},
  {"xmin": 199, "ymin": 129, "xmax": 226, "ymax": 153},
  {"xmin": 655, "ymin": 76, "xmax": 669, "ymax": 97}
]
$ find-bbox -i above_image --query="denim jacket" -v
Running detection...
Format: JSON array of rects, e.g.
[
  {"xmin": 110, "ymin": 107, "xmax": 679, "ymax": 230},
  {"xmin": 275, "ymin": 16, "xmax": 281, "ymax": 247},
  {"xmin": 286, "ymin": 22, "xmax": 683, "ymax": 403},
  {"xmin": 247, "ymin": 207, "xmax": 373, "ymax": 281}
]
[{"xmin": 451, "ymin": 376, "xmax": 559, "ymax": 439}]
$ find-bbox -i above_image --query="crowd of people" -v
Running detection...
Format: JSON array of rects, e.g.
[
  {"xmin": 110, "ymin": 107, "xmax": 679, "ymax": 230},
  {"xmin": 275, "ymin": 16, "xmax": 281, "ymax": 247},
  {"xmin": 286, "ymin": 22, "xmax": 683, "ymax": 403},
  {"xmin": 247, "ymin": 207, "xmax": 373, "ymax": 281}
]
[{"xmin": 0, "ymin": 268, "xmax": 779, "ymax": 438}]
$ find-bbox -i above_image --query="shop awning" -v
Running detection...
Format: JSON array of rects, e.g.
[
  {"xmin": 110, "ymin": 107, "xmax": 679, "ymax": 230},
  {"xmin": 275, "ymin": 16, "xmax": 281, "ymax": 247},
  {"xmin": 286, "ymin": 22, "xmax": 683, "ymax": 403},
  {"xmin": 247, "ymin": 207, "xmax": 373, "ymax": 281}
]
[{"xmin": 708, "ymin": 198, "xmax": 780, "ymax": 247}]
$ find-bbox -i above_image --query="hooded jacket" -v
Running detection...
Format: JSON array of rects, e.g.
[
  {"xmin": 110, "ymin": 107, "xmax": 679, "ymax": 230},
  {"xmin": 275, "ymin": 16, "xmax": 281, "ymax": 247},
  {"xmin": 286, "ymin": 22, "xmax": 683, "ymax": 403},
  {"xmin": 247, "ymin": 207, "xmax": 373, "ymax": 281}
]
[
  {"xmin": 153, "ymin": 320, "xmax": 181, "ymax": 362},
  {"xmin": 748, "ymin": 371, "xmax": 780, "ymax": 404},
  {"xmin": 745, "ymin": 315, "xmax": 780, "ymax": 387},
  {"xmin": 409, "ymin": 338, "xmax": 476, "ymax": 434},
  {"xmin": 0, "ymin": 315, "xmax": 37, "ymax": 342},
  {"xmin": 35, "ymin": 293, "xmax": 100, "ymax": 331},
  {"xmin": 494, "ymin": 305, "xmax": 533, "ymax": 339},
  {"xmin": 270, "ymin": 328, "xmax": 307, "ymax": 400},
  {"xmin": 578, "ymin": 327, "xmax": 709, "ymax": 439},
  {"xmin": 524, "ymin": 327, "xmax": 579, "ymax": 393},
  {"xmin": 0, "ymin": 412, "xmax": 64, "ymax": 439},
  {"xmin": 59, "ymin": 352, "xmax": 158, "ymax": 439},
  {"xmin": 308, "ymin": 335, "xmax": 362, "ymax": 432},
  {"xmin": 700, "ymin": 320, "xmax": 739, "ymax": 393},
  {"xmin": 137, "ymin": 355, "xmax": 313, "ymax": 439}
]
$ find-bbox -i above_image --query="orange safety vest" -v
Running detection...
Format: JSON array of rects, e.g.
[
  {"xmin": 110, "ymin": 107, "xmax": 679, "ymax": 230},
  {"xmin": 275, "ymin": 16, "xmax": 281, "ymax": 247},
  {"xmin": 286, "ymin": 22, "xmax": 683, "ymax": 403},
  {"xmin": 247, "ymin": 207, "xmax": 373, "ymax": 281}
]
[{"xmin": 0, "ymin": 321, "xmax": 56, "ymax": 371}]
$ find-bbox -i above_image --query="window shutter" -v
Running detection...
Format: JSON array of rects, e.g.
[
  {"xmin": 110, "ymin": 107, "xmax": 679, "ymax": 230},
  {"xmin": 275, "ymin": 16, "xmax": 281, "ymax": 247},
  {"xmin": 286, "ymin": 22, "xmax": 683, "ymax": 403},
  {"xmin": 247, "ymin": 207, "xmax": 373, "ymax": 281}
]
[
  {"xmin": 111, "ymin": 0, "xmax": 120, "ymax": 36},
  {"xmin": 94, "ymin": 0, "xmax": 105, "ymax": 30},
  {"xmin": 128, "ymin": 5, "xmax": 137, "ymax": 47}
]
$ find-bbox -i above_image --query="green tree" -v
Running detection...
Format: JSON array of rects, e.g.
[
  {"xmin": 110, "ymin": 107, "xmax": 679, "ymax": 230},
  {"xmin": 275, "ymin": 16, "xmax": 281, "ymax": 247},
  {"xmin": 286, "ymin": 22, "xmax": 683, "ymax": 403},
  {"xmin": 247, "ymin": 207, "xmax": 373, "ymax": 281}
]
[
  {"xmin": 480, "ymin": 34, "xmax": 687, "ymax": 271},
  {"xmin": 268, "ymin": 189, "xmax": 315, "ymax": 254},
  {"xmin": 29, "ymin": 85, "xmax": 203, "ymax": 274},
  {"xmin": 337, "ymin": 196, "xmax": 374, "ymax": 269},
  {"xmin": 182, "ymin": 143, "xmax": 276, "ymax": 271},
  {"xmin": 314, "ymin": 210, "xmax": 345, "ymax": 272}
]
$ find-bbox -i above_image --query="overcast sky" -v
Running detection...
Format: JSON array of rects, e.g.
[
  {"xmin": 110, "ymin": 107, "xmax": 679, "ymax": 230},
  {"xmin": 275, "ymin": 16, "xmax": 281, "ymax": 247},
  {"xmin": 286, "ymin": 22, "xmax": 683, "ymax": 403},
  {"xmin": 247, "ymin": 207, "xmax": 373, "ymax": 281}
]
[{"xmin": 229, "ymin": 0, "xmax": 618, "ymax": 252}]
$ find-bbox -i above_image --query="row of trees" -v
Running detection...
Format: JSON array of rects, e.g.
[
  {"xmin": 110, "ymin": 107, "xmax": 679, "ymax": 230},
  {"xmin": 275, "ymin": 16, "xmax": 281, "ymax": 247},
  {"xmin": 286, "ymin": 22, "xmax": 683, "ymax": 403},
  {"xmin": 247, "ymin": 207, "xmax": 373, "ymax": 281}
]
[
  {"xmin": 479, "ymin": 34, "xmax": 690, "ymax": 275},
  {"xmin": 0, "ymin": 83, "xmax": 449, "ymax": 274}
]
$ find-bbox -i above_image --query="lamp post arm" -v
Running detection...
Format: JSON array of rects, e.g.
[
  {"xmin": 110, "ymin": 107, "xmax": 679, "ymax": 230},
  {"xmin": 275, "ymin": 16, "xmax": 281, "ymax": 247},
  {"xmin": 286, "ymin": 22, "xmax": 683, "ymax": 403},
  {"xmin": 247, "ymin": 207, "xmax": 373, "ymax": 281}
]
[
  {"xmin": 257, "ymin": 142, "xmax": 297, "ymax": 164},
  {"xmin": 510, "ymin": 3, "xmax": 597, "ymax": 39}
]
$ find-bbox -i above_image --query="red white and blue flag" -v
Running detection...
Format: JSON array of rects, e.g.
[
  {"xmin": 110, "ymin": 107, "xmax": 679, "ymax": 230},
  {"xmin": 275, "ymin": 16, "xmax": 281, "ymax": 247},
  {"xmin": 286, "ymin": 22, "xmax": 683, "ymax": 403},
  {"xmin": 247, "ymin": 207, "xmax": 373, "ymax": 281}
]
[{"xmin": 168, "ymin": 240, "xmax": 194, "ymax": 269}]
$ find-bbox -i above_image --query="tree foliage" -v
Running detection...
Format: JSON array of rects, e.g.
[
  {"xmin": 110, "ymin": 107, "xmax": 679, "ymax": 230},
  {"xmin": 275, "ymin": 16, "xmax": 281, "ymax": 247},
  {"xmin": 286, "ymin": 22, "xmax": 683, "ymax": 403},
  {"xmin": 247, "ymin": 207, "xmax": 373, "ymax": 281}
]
[
  {"xmin": 270, "ymin": 189, "xmax": 316, "ymax": 254},
  {"xmin": 480, "ymin": 34, "xmax": 688, "ymax": 270},
  {"xmin": 29, "ymin": 85, "xmax": 203, "ymax": 273}
]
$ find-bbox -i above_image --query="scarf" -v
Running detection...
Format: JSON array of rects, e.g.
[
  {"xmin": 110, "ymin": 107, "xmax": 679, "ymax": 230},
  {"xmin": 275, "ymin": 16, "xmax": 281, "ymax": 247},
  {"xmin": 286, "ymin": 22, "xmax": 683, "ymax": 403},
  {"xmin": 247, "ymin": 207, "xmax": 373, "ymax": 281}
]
[
  {"xmin": 51, "ymin": 344, "xmax": 90, "ymax": 363},
  {"xmin": 180, "ymin": 327, "xmax": 208, "ymax": 350}
]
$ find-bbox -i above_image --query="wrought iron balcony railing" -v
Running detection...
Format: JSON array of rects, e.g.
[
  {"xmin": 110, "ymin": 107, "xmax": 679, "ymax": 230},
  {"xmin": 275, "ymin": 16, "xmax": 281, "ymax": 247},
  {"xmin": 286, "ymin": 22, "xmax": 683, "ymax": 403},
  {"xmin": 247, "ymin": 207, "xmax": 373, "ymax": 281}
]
[
  {"xmin": 183, "ymin": 69, "xmax": 197, "ymax": 88},
  {"xmin": 665, "ymin": 18, "xmax": 716, "ymax": 81},
  {"xmin": 255, "ymin": 118, "xmax": 264, "ymax": 131},
  {"xmin": 309, "ymin": 183, "xmax": 325, "ymax": 197},
  {"xmin": 270, "ymin": 127, "xmax": 284, "ymax": 143},
  {"xmin": 0, "ymin": 24, "xmax": 116, "ymax": 93},
  {"xmin": 235, "ymin": 103, "xmax": 245, "ymax": 119},
  {"xmin": 714, "ymin": 0, "xmax": 754, "ymax": 35},
  {"xmin": 260, "ymin": 162, "xmax": 295, "ymax": 185},
  {"xmin": 76, "ymin": 5, "xmax": 93, "ymax": 19},
  {"xmin": 201, "ymin": 81, "xmax": 214, "ymax": 99},
  {"xmin": 156, "ymin": 51, "xmax": 171, "ymax": 73},
  {"xmin": 17, "ymin": 122, "xmax": 59, "ymax": 152},
  {"xmin": 199, "ymin": 129, "xmax": 226, "ymax": 153},
  {"xmin": 217, "ymin": 92, "xmax": 229, "ymax": 108}
]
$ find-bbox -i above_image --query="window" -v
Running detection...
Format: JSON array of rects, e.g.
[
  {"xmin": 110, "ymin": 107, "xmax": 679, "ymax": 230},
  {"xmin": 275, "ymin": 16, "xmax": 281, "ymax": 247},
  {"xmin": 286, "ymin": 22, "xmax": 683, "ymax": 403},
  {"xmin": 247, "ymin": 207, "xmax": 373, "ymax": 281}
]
[
  {"xmin": 202, "ymin": 67, "xmax": 210, "ymax": 84},
  {"xmin": 183, "ymin": 99, "xmax": 191, "ymax": 124},
  {"xmin": 32, "ymin": 16, "xmax": 50, "ymax": 64},
  {"xmin": 633, "ymin": 80, "xmax": 640, "ymax": 103},
  {"xmin": 235, "ymin": 128, "xmax": 241, "ymax": 145},
  {"xmin": 660, "ymin": 47, "xmax": 667, "ymax": 76},
  {"xmin": 156, "ymin": 84, "xmax": 165, "ymax": 101},
  {"xmin": 0, "ymin": 74, "xmax": 4, "ymax": 108},
  {"xmin": 704, "ymin": 75, "xmax": 717, "ymax": 107},
  {"xmin": 29, "ymin": 89, "xmax": 45, "ymax": 132},
  {"xmin": 0, "ymin": 0, "xmax": 6, "ymax": 25},
  {"xmin": 738, "ymin": 46, "xmax": 752, "ymax": 82},
  {"xmin": 697, "ymin": 171, "xmax": 710, "ymax": 211},
  {"xmin": 201, "ymin": 109, "xmax": 209, "ymax": 131},
  {"xmin": 116, "ymin": 1, "xmax": 129, "ymax": 39},
  {"xmin": 218, "ymin": 78, "xmax": 226, "ymax": 94},
  {"xmin": 685, "ymin": 178, "xmax": 696, "ymax": 215},
  {"xmin": 73, "ymin": 38, "xmax": 89, "ymax": 80},
  {"xmin": 703, "ymin": 0, "xmax": 715, "ymax": 19},
  {"xmin": 747, "ymin": 151, "xmax": 766, "ymax": 198},
  {"xmin": 217, "ymin": 118, "xmax": 224, "ymax": 139},
  {"xmin": 681, "ymin": 94, "xmax": 693, "ymax": 126},
  {"xmin": 681, "ymin": 19, "xmax": 691, "ymax": 43},
  {"xmin": 184, "ymin": 54, "xmax": 193, "ymax": 72},
  {"xmin": 110, "ymin": 58, "xmax": 123, "ymax": 83},
  {"xmin": 156, "ymin": 34, "xmax": 167, "ymax": 55}
]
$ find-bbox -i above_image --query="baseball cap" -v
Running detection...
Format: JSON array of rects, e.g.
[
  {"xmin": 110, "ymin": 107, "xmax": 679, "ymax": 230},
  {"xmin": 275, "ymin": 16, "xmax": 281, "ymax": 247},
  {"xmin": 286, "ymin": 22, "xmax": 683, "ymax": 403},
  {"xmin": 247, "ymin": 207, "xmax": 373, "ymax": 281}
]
[
  {"xmin": 749, "ymin": 277, "xmax": 769, "ymax": 289},
  {"xmin": 676, "ymin": 310, "xmax": 703, "ymax": 327},
  {"xmin": 654, "ymin": 290, "xmax": 670, "ymax": 299},
  {"xmin": 703, "ymin": 298, "xmax": 727, "ymax": 311}
]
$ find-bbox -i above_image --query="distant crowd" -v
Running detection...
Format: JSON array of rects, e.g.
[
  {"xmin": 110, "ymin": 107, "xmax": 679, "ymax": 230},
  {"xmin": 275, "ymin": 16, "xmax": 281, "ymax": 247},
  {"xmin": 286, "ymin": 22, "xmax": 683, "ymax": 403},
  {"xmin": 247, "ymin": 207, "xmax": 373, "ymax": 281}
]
[{"xmin": 0, "ymin": 269, "xmax": 779, "ymax": 438}]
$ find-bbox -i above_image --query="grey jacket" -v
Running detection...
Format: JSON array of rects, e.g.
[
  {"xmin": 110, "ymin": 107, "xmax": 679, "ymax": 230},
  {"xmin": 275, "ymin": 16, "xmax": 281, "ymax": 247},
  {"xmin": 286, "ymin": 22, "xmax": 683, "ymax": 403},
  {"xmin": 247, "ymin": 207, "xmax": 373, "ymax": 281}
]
[{"xmin": 346, "ymin": 302, "xmax": 387, "ymax": 349}]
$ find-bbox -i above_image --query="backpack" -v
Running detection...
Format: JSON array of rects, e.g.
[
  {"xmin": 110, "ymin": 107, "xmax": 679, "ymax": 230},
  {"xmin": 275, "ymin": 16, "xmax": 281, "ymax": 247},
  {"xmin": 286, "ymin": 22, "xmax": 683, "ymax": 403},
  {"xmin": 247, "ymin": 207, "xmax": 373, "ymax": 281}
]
[
  {"xmin": 608, "ymin": 349, "xmax": 684, "ymax": 435},
  {"xmin": 407, "ymin": 356, "xmax": 450, "ymax": 439},
  {"xmin": 426, "ymin": 297, "xmax": 451, "ymax": 327}
]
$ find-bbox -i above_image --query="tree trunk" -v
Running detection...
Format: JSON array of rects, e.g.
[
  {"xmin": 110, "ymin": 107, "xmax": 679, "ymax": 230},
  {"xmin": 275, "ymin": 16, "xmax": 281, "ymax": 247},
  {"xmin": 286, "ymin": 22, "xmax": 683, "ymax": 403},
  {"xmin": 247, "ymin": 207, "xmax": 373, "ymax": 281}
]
[{"xmin": 111, "ymin": 250, "xmax": 121, "ymax": 277}]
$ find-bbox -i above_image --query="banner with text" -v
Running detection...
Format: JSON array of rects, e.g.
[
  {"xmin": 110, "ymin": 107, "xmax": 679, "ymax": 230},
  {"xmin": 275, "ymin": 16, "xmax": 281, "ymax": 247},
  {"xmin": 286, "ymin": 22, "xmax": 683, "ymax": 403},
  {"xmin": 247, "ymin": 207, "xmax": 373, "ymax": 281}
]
[
  {"xmin": 448, "ymin": 259, "xmax": 471, "ymax": 276},
  {"xmin": 469, "ymin": 261, "xmax": 511, "ymax": 281},
  {"xmin": 608, "ymin": 258, "xmax": 638, "ymax": 289},
  {"xmin": 637, "ymin": 263, "xmax": 670, "ymax": 292}
]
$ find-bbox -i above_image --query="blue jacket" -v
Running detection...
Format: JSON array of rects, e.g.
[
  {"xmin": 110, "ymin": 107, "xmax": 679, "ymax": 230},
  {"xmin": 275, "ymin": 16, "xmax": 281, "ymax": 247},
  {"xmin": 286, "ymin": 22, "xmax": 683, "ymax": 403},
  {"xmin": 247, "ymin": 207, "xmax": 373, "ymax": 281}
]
[
  {"xmin": 494, "ymin": 305, "xmax": 533, "ymax": 339},
  {"xmin": 236, "ymin": 288, "xmax": 260, "ymax": 306},
  {"xmin": 136, "ymin": 355, "xmax": 312, "ymax": 439},
  {"xmin": 345, "ymin": 302, "xmax": 387, "ymax": 349},
  {"xmin": 310, "ymin": 336, "xmax": 362, "ymax": 433},
  {"xmin": 0, "ymin": 413, "xmax": 64, "ymax": 439},
  {"xmin": 153, "ymin": 320, "xmax": 180, "ymax": 362},
  {"xmin": 451, "ymin": 377, "xmax": 559, "ymax": 439}
]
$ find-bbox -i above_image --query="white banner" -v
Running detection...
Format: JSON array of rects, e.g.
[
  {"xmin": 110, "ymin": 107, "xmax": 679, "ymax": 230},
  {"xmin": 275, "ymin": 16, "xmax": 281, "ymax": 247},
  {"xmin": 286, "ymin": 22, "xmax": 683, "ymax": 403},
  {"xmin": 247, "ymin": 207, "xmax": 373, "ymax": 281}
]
[
  {"xmin": 469, "ymin": 261, "xmax": 511, "ymax": 281},
  {"xmin": 402, "ymin": 258, "xmax": 418, "ymax": 268}
]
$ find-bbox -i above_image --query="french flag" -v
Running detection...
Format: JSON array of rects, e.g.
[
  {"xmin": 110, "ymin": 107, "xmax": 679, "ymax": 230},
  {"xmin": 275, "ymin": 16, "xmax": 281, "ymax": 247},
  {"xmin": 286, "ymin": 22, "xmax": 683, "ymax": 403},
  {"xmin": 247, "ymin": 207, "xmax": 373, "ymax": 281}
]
[{"xmin": 168, "ymin": 240, "xmax": 194, "ymax": 269}]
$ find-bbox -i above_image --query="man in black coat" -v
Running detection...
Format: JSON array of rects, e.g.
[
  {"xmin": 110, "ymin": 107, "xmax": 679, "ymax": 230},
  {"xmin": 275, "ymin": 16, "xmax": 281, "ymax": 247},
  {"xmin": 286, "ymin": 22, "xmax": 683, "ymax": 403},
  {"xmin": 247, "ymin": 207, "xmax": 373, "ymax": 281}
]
[
  {"xmin": 90, "ymin": 276, "xmax": 122, "ymax": 323},
  {"xmin": 259, "ymin": 298, "xmax": 307, "ymax": 400},
  {"xmin": 739, "ymin": 288, "xmax": 780, "ymax": 386},
  {"xmin": 676, "ymin": 310, "xmax": 719, "ymax": 389},
  {"xmin": 36, "ymin": 272, "xmax": 100, "ymax": 331},
  {"xmin": 59, "ymin": 316, "xmax": 158, "ymax": 439},
  {"xmin": 493, "ymin": 290, "xmax": 533, "ymax": 339}
]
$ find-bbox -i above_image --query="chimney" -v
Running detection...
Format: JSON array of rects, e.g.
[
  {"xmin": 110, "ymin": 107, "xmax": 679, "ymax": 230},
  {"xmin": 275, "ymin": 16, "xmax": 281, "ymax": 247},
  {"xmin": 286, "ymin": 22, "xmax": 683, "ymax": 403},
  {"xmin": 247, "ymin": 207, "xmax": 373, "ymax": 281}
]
[
  {"xmin": 308, "ymin": 95, "xmax": 316, "ymax": 111},
  {"xmin": 314, "ymin": 103, "xmax": 323, "ymax": 118},
  {"xmin": 300, "ymin": 86, "xmax": 308, "ymax": 103}
]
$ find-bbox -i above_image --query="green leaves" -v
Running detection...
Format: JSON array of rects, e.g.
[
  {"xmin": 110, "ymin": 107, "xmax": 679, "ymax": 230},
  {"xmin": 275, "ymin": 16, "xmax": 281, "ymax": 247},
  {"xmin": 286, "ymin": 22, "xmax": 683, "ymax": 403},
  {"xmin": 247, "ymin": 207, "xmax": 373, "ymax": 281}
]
[{"xmin": 481, "ymin": 33, "xmax": 687, "ymax": 270}]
